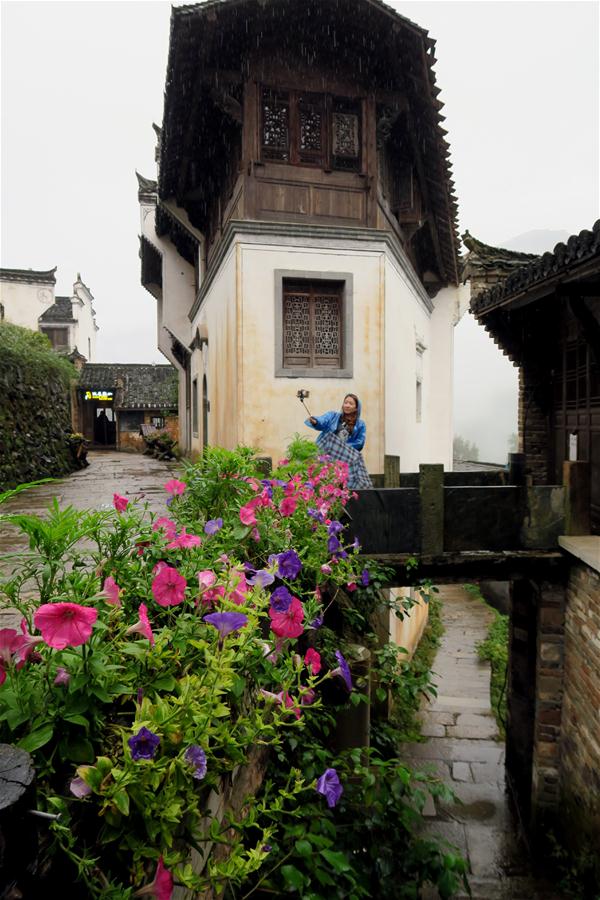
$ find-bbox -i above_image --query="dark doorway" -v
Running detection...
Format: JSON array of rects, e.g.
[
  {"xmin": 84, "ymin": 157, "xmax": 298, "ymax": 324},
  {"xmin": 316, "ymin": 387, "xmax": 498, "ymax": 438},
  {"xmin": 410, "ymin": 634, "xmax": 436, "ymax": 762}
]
[{"xmin": 94, "ymin": 405, "xmax": 116, "ymax": 446}]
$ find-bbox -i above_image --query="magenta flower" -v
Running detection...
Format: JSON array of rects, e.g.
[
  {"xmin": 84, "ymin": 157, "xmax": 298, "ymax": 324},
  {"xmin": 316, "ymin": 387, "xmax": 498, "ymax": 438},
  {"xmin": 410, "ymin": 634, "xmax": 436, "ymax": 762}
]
[
  {"xmin": 332, "ymin": 650, "xmax": 353, "ymax": 691},
  {"xmin": 54, "ymin": 666, "xmax": 70, "ymax": 686},
  {"xmin": 113, "ymin": 493, "xmax": 129, "ymax": 513},
  {"xmin": 269, "ymin": 597, "xmax": 304, "ymax": 639},
  {"xmin": 102, "ymin": 576, "xmax": 122, "ymax": 607},
  {"xmin": 136, "ymin": 856, "xmax": 173, "ymax": 900},
  {"xmin": 13, "ymin": 620, "xmax": 42, "ymax": 667},
  {"xmin": 34, "ymin": 603, "xmax": 98, "ymax": 650},
  {"xmin": 239, "ymin": 501, "xmax": 258, "ymax": 526},
  {"xmin": 276, "ymin": 549, "xmax": 302, "ymax": 580},
  {"xmin": 167, "ymin": 528, "xmax": 202, "ymax": 550},
  {"xmin": 204, "ymin": 612, "xmax": 249, "ymax": 642},
  {"xmin": 321, "ymin": 564, "xmax": 332, "ymax": 575},
  {"xmin": 346, "ymin": 582, "xmax": 357, "ymax": 592},
  {"xmin": 164, "ymin": 478, "xmax": 186, "ymax": 496},
  {"xmin": 0, "ymin": 629, "xmax": 21, "ymax": 684},
  {"xmin": 128, "ymin": 726, "xmax": 160, "ymax": 760},
  {"xmin": 152, "ymin": 517, "xmax": 178, "ymax": 540},
  {"xmin": 127, "ymin": 603, "xmax": 155, "ymax": 646},
  {"xmin": 151, "ymin": 565, "xmax": 187, "ymax": 607},
  {"xmin": 304, "ymin": 648, "xmax": 321, "ymax": 675},
  {"xmin": 316, "ymin": 767, "xmax": 343, "ymax": 808},
  {"xmin": 204, "ymin": 518, "xmax": 223, "ymax": 535},
  {"xmin": 184, "ymin": 745, "xmax": 207, "ymax": 780},
  {"xmin": 69, "ymin": 776, "xmax": 92, "ymax": 798},
  {"xmin": 198, "ymin": 570, "xmax": 217, "ymax": 590},
  {"xmin": 279, "ymin": 496, "xmax": 297, "ymax": 517},
  {"xmin": 270, "ymin": 585, "xmax": 292, "ymax": 612}
]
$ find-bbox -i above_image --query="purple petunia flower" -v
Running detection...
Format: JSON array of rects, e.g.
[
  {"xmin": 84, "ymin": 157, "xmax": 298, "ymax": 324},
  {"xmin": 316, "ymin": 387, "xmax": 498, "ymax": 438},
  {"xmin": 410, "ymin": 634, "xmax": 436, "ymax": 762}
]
[
  {"xmin": 361, "ymin": 569, "xmax": 370, "ymax": 587},
  {"xmin": 316, "ymin": 768, "xmax": 343, "ymax": 808},
  {"xmin": 307, "ymin": 507, "xmax": 325, "ymax": 524},
  {"xmin": 352, "ymin": 537, "xmax": 361, "ymax": 551},
  {"xmin": 333, "ymin": 650, "xmax": 353, "ymax": 691},
  {"xmin": 270, "ymin": 585, "xmax": 292, "ymax": 612},
  {"xmin": 128, "ymin": 726, "xmax": 160, "ymax": 761},
  {"xmin": 327, "ymin": 520, "xmax": 344, "ymax": 536},
  {"xmin": 184, "ymin": 745, "xmax": 207, "ymax": 780},
  {"xmin": 327, "ymin": 535, "xmax": 341, "ymax": 554},
  {"xmin": 277, "ymin": 549, "xmax": 302, "ymax": 580},
  {"xmin": 309, "ymin": 615, "xmax": 324, "ymax": 630},
  {"xmin": 248, "ymin": 569, "xmax": 275, "ymax": 588},
  {"xmin": 204, "ymin": 611, "xmax": 249, "ymax": 640},
  {"xmin": 204, "ymin": 518, "xmax": 223, "ymax": 536}
]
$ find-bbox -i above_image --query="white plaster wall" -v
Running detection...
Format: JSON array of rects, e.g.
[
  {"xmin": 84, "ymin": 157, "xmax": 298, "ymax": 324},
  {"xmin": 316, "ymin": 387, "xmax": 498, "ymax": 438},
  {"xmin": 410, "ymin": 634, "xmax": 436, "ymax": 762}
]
[
  {"xmin": 0, "ymin": 280, "xmax": 55, "ymax": 329},
  {"xmin": 383, "ymin": 256, "xmax": 435, "ymax": 471},
  {"xmin": 141, "ymin": 202, "xmax": 196, "ymax": 451},
  {"xmin": 235, "ymin": 242, "xmax": 384, "ymax": 473},
  {"xmin": 70, "ymin": 279, "xmax": 98, "ymax": 361},
  {"xmin": 426, "ymin": 285, "xmax": 461, "ymax": 469},
  {"xmin": 190, "ymin": 247, "xmax": 238, "ymax": 456}
]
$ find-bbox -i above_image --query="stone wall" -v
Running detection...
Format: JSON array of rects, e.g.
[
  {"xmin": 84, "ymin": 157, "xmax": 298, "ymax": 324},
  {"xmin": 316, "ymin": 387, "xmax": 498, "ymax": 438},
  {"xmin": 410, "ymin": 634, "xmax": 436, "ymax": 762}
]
[
  {"xmin": 560, "ymin": 562, "xmax": 600, "ymax": 841},
  {"xmin": 518, "ymin": 367, "xmax": 550, "ymax": 484},
  {"xmin": 0, "ymin": 323, "xmax": 76, "ymax": 490}
]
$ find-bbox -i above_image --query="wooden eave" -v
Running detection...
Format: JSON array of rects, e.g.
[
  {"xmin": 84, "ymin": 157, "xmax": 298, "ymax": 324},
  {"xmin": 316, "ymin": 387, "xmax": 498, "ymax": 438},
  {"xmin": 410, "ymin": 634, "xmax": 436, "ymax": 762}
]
[{"xmin": 158, "ymin": 0, "xmax": 460, "ymax": 284}]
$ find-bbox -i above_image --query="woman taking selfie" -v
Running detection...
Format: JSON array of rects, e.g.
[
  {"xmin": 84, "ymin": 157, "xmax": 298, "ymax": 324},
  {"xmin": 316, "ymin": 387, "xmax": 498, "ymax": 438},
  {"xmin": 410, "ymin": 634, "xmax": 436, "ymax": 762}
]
[{"xmin": 305, "ymin": 393, "xmax": 372, "ymax": 489}]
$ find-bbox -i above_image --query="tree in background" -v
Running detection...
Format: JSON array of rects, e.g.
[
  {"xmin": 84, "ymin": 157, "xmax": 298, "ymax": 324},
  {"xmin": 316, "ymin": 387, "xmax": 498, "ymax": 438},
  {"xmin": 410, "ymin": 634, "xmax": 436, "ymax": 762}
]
[{"xmin": 453, "ymin": 435, "xmax": 480, "ymax": 461}]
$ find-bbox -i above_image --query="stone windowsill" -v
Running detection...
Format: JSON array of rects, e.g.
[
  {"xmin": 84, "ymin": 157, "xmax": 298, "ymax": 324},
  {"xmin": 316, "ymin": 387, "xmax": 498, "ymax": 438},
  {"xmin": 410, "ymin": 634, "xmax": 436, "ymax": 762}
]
[{"xmin": 558, "ymin": 535, "xmax": 600, "ymax": 574}]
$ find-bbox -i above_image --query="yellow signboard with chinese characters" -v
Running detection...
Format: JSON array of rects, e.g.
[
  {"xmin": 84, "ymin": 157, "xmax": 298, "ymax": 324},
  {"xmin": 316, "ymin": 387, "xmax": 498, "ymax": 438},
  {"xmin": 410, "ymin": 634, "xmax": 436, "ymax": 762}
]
[{"xmin": 84, "ymin": 390, "xmax": 113, "ymax": 401}]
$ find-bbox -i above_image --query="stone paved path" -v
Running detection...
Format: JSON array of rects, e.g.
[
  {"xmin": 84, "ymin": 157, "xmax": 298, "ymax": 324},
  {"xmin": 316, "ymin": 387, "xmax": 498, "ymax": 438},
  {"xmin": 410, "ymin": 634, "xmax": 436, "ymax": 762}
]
[
  {"xmin": 400, "ymin": 585, "xmax": 564, "ymax": 899},
  {"xmin": 0, "ymin": 451, "xmax": 177, "ymax": 625}
]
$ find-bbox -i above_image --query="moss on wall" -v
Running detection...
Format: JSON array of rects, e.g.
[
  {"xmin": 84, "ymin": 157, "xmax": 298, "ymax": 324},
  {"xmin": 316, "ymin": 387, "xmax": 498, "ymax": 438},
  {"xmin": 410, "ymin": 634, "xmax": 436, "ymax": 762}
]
[{"xmin": 0, "ymin": 322, "xmax": 77, "ymax": 489}]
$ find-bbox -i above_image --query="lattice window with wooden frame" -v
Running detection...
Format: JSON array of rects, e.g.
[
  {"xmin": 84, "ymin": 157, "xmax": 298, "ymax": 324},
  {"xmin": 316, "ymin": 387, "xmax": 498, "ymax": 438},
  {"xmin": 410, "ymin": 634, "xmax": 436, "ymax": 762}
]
[
  {"xmin": 282, "ymin": 281, "xmax": 343, "ymax": 369},
  {"xmin": 260, "ymin": 87, "xmax": 361, "ymax": 172}
]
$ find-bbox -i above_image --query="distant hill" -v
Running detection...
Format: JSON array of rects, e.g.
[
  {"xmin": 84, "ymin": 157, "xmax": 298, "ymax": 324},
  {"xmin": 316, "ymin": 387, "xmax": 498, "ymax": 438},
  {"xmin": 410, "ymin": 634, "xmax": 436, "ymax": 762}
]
[{"xmin": 500, "ymin": 229, "xmax": 571, "ymax": 255}]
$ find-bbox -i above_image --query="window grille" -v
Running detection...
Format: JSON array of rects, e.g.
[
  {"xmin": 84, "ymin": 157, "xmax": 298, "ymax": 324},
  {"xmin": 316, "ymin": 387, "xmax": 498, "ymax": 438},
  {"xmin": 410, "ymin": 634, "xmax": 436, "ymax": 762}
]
[
  {"xmin": 283, "ymin": 281, "xmax": 342, "ymax": 369},
  {"xmin": 261, "ymin": 88, "xmax": 361, "ymax": 172}
]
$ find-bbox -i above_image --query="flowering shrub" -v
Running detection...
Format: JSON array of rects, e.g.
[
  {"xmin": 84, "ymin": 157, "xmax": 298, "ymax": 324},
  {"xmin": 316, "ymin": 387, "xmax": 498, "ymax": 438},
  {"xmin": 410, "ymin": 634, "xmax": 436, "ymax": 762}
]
[{"xmin": 0, "ymin": 444, "xmax": 393, "ymax": 897}]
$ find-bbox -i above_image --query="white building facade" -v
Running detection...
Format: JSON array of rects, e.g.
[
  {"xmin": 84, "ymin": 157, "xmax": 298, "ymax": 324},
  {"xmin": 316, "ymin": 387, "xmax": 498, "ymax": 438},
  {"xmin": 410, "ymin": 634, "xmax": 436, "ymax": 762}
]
[
  {"xmin": 139, "ymin": 0, "xmax": 467, "ymax": 473},
  {"xmin": 0, "ymin": 268, "xmax": 99, "ymax": 360}
]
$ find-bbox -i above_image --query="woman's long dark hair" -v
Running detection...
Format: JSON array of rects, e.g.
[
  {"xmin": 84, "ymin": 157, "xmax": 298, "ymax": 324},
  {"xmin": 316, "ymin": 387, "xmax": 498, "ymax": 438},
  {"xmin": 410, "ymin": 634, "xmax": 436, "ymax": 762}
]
[{"xmin": 341, "ymin": 393, "xmax": 359, "ymax": 432}]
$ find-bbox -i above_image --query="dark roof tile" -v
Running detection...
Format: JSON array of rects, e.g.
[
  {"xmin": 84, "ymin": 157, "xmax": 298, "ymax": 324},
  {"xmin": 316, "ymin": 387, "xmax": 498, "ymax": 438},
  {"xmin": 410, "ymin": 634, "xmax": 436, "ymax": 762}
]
[
  {"xmin": 79, "ymin": 363, "xmax": 178, "ymax": 410},
  {"xmin": 39, "ymin": 296, "xmax": 75, "ymax": 322}
]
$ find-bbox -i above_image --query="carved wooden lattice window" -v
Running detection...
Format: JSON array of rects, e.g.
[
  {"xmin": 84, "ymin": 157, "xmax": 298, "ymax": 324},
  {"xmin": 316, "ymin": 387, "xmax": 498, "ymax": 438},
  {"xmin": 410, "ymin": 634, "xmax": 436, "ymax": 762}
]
[
  {"xmin": 261, "ymin": 88, "xmax": 290, "ymax": 161},
  {"xmin": 283, "ymin": 281, "xmax": 342, "ymax": 368},
  {"xmin": 261, "ymin": 88, "xmax": 361, "ymax": 172},
  {"xmin": 331, "ymin": 97, "xmax": 361, "ymax": 172}
]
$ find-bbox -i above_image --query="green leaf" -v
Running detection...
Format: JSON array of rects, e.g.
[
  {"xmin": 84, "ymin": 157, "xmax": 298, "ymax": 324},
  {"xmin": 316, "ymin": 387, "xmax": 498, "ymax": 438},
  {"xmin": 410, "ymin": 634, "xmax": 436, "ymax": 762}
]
[
  {"xmin": 152, "ymin": 674, "xmax": 176, "ymax": 692},
  {"xmin": 63, "ymin": 713, "xmax": 89, "ymax": 728},
  {"xmin": 281, "ymin": 864, "xmax": 306, "ymax": 891},
  {"xmin": 294, "ymin": 839, "xmax": 313, "ymax": 857},
  {"xmin": 113, "ymin": 790, "xmax": 130, "ymax": 816},
  {"xmin": 62, "ymin": 734, "xmax": 95, "ymax": 763},
  {"xmin": 232, "ymin": 525, "xmax": 251, "ymax": 541},
  {"xmin": 321, "ymin": 849, "xmax": 352, "ymax": 873},
  {"xmin": 18, "ymin": 723, "xmax": 54, "ymax": 752}
]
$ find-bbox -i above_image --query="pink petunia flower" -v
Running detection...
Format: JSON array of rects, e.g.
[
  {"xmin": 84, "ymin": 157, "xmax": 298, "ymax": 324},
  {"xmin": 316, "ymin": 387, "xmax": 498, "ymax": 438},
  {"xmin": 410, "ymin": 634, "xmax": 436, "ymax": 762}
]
[
  {"xmin": 260, "ymin": 689, "xmax": 301, "ymax": 719},
  {"xmin": 54, "ymin": 666, "xmax": 71, "ymax": 685},
  {"xmin": 198, "ymin": 570, "xmax": 216, "ymax": 589},
  {"xmin": 135, "ymin": 856, "xmax": 173, "ymax": 899},
  {"xmin": 0, "ymin": 629, "xmax": 21, "ymax": 684},
  {"xmin": 279, "ymin": 496, "xmax": 297, "ymax": 517},
  {"xmin": 34, "ymin": 603, "xmax": 98, "ymax": 650},
  {"xmin": 113, "ymin": 493, "xmax": 129, "ymax": 513},
  {"xmin": 239, "ymin": 497, "xmax": 260, "ymax": 526},
  {"xmin": 304, "ymin": 648, "xmax": 322, "ymax": 675},
  {"xmin": 164, "ymin": 479, "xmax": 186, "ymax": 496},
  {"xmin": 102, "ymin": 576, "xmax": 123, "ymax": 607},
  {"xmin": 152, "ymin": 565, "xmax": 187, "ymax": 607},
  {"xmin": 127, "ymin": 603, "xmax": 155, "ymax": 646},
  {"xmin": 13, "ymin": 619, "xmax": 42, "ymax": 666},
  {"xmin": 269, "ymin": 596, "xmax": 305, "ymax": 639},
  {"xmin": 346, "ymin": 582, "xmax": 357, "ymax": 593},
  {"xmin": 167, "ymin": 528, "xmax": 202, "ymax": 550},
  {"xmin": 153, "ymin": 517, "xmax": 178, "ymax": 540}
]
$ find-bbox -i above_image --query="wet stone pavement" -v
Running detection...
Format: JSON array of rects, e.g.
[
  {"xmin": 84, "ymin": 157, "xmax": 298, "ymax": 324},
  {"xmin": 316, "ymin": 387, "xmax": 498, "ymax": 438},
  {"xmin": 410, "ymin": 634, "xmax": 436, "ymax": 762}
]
[
  {"xmin": 400, "ymin": 585, "xmax": 564, "ymax": 899},
  {"xmin": 0, "ymin": 451, "xmax": 177, "ymax": 626}
]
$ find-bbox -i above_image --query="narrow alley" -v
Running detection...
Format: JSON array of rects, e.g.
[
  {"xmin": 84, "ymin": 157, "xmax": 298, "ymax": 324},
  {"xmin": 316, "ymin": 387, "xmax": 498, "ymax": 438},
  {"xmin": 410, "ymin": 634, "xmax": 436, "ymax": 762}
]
[{"xmin": 402, "ymin": 585, "xmax": 564, "ymax": 899}]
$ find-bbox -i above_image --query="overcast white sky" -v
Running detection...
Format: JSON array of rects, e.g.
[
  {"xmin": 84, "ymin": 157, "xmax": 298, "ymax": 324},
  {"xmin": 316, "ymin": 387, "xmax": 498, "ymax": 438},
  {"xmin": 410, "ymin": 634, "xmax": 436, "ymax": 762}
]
[{"xmin": 2, "ymin": 0, "xmax": 599, "ymax": 461}]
